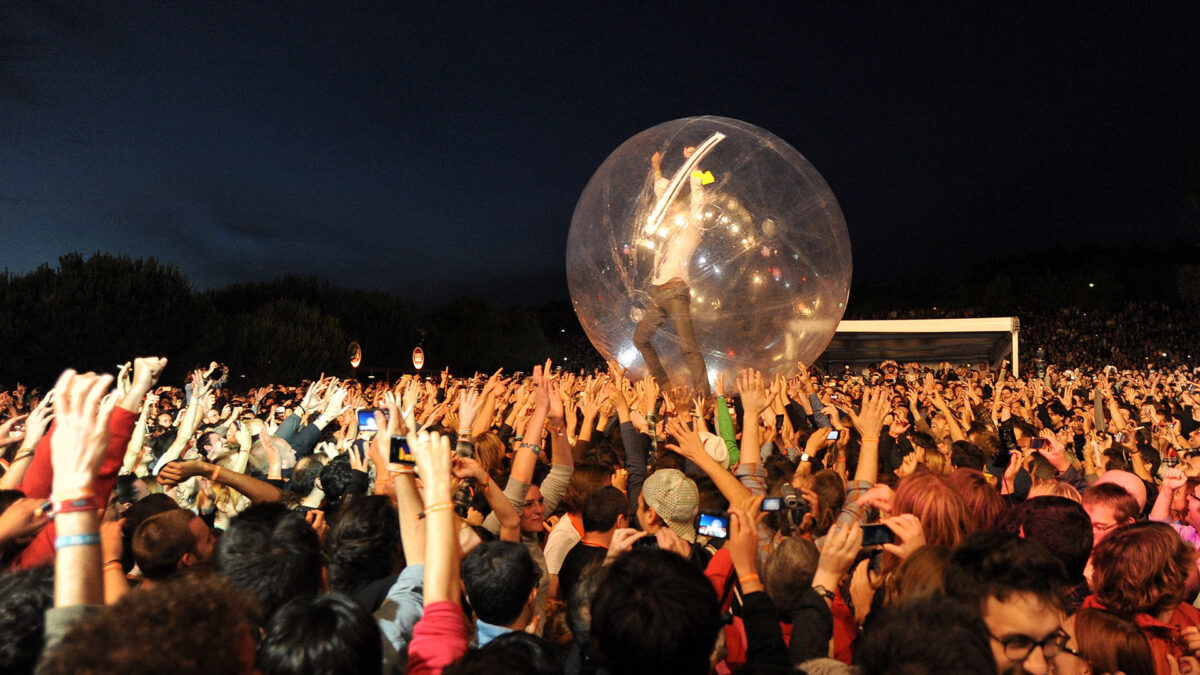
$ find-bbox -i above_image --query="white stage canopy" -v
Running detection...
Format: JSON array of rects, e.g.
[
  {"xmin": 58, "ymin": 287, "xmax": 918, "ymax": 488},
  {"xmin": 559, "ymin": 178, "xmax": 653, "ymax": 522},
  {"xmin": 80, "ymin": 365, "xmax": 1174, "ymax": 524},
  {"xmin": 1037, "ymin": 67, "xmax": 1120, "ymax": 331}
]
[{"xmin": 815, "ymin": 317, "xmax": 1021, "ymax": 375}]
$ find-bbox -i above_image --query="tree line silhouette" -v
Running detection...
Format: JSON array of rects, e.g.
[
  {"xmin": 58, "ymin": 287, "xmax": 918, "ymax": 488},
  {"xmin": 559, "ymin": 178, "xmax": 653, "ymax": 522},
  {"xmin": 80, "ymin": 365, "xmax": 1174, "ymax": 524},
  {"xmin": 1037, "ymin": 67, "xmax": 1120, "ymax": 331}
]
[{"xmin": 3, "ymin": 244, "xmax": 1198, "ymax": 388}]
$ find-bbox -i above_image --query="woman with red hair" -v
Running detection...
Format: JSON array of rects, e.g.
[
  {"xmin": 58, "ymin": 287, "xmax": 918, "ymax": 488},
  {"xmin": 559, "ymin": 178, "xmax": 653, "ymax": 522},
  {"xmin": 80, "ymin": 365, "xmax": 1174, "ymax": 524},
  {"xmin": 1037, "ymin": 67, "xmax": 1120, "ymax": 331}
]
[
  {"xmin": 892, "ymin": 471, "xmax": 974, "ymax": 549},
  {"xmin": 1084, "ymin": 521, "xmax": 1200, "ymax": 672}
]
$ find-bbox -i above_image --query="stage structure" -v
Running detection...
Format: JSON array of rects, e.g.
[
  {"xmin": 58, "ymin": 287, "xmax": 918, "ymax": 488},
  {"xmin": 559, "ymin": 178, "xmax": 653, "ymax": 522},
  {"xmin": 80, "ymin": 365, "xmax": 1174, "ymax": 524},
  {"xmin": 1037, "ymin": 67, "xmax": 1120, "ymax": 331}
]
[{"xmin": 816, "ymin": 317, "xmax": 1020, "ymax": 375}]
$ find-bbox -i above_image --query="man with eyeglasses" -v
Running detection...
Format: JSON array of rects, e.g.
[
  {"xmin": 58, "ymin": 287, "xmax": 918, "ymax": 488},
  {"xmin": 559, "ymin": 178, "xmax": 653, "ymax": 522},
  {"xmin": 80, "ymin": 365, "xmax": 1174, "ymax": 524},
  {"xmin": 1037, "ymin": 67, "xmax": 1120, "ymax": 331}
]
[{"xmin": 946, "ymin": 531, "xmax": 1071, "ymax": 675}]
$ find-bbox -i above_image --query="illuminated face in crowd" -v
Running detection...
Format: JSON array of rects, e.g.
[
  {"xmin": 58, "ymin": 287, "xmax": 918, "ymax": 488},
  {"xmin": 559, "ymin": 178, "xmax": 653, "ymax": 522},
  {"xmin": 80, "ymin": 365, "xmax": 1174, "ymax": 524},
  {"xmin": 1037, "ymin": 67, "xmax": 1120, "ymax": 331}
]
[
  {"xmin": 1082, "ymin": 502, "xmax": 1133, "ymax": 545},
  {"xmin": 521, "ymin": 485, "xmax": 546, "ymax": 534},
  {"xmin": 982, "ymin": 592, "xmax": 1065, "ymax": 675}
]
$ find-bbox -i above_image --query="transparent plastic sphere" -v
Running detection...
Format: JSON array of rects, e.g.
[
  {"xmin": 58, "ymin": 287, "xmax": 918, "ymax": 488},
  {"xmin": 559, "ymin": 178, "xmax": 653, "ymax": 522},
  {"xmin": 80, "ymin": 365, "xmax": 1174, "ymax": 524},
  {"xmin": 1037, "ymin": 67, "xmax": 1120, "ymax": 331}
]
[{"xmin": 567, "ymin": 116, "xmax": 851, "ymax": 392}]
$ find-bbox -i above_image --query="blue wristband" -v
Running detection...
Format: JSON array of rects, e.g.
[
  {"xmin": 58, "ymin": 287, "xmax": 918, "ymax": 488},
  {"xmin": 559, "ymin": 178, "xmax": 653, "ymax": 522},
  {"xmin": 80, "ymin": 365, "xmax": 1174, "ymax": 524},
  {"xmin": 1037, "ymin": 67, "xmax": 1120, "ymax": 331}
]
[
  {"xmin": 519, "ymin": 441, "xmax": 542, "ymax": 456},
  {"xmin": 55, "ymin": 533, "xmax": 100, "ymax": 549}
]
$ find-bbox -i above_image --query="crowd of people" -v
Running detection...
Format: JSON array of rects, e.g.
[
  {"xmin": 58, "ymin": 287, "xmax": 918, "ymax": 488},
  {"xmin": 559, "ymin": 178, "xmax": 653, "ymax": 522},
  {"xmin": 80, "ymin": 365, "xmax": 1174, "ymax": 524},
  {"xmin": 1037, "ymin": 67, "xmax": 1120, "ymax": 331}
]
[
  {"xmin": 854, "ymin": 302, "xmax": 1198, "ymax": 371},
  {"xmin": 4, "ymin": 348, "xmax": 1200, "ymax": 674}
]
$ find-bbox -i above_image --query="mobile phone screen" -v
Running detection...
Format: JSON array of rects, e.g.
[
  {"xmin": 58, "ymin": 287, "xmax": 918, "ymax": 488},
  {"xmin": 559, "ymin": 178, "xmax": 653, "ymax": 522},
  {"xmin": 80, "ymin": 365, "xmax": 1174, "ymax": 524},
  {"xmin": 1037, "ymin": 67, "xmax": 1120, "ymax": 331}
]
[
  {"xmin": 696, "ymin": 512, "xmax": 730, "ymax": 539},
  {"xmin": 826, "ymin": 429, "xmax": 840, "ymax": 441},
  {"xmin": 760, "ymin": 497, "xmax": 782, "ymax": 512},
  {"xmin": 390, "ymin": 435, "xmax": 414, "ymax": 465},
  {"xmin": 358, "ymin": 409, "xmax": 379, "ymax": 432}
]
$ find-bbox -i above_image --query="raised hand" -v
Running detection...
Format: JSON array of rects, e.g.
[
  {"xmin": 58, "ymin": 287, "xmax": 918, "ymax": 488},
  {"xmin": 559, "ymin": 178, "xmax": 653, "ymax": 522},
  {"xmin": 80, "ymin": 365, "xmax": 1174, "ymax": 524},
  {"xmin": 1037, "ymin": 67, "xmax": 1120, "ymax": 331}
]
[
  {"xmin": 846, "ymin": 387, "xmax": 888, "ymax": 439},
  {"xmin": 881, "ymin": 514, "xmax": 926, "ymax": 559},
  {"xmin": 812, "ymin": 520, "xmax": 863, "ymax": 591},
  {"xmin": 457, "ymin": 388, "xmax": 483, "ymax": 432},
  {"xmin": 50, "ymin": 370, "xmax": 117, "ymax": 494},
  {"xmin": 855, "ymin": 483, "xmax": 896, "ymax": 517},
  {"xmin": 640, "ymin": 375, "xmax": 661, "ymax": 416},
  {"xmin": 407, "ymin": 431, "xmax": 454, "ymax": 506},
  {"xmin": 664, "ymin": 417, "xmax": 706, "ymax": 462},
  {"xmin": 115, "ymin": 362, "xmax": 132, "ymax": 398},
  {"xmin": 737, "ymin": 368, "xmax": 769, "ymax": 415},
  {"xmin": 305, "ymin": 510, "xmax": 329, "ymax": 547},
  {"xmin": 301, "ymin": 380, "xmax": 328, "ymax": 413},
  {"xmin": 896, "ymin": 452, "xmax": 919, "ymax": 478},
  {"xmin": 19, "ymin": 394, "xmax": 55, "ymax": 451},
  {"xmin": 401, "ymin": 379, "xmax": 422, "ymax": 414},
  {"xmin": 1163, "ymin": 467, "xmax": 1188, "ymax": 492},
  {"xmin": 347, "ymin": 444, "xmax": 367, "ymax": 473},
  {"xmin": 547, "ymin": 379, "xmax": 565, "ymax": 425},
  {"xmin": 324, "ymin": 386, "xmax": 351, "ymax": 420},
  {"xmin": 156, "ymin": 459, "xmax": 204, "ymax": 487},
  {"xmin": 1036, "ymin": 429, "xmax": 1070, "ymax": 472},
  {"xmin": 727, "ymin": 503, "xmax": 764, "ymax": 580},
  {"xmin": 532, "ymin": 363, "xmax": 551, "ymax": 412},
  {"xmin": 451, "ymin": 455, "xmax": 487, "ymax": 482}
]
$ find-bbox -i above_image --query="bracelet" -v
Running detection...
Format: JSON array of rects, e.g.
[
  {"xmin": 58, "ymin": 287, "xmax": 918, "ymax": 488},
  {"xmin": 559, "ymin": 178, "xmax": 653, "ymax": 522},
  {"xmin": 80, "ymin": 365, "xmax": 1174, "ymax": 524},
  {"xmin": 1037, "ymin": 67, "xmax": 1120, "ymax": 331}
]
[
  {"xmin": 55, "ymin": 533, "xmax": 100, "ymax": 549},
  {"xmin": 861, "ymin": 435, "xmax": 880, "ymax": 443},
  {"xmin": 211, "ymin": 465, "xmax": 222, "ymax": 482},
  {"xmin": 52, "ymin": 497, "xmax": 99, "ymax": 517},
  {"xmin": 457, "ymin": 428, "xmax": 472, "ymax": 436},
  {"xmin": 51, "ymin": 488, "xmax": 95, "ymax": 503},
  {"xmin": 421, "ymin": 502, "xmax": 455, "ymax": 518},
  {"xmin": 519, "ymin": 442, "xmax": 542, "ymax": 456},
  {"xmin": 103, "ymin": 560, "xmax": 124, "ymax": 572},
  {"xmin": 738, "ymin": 573, "xmax": 761, "ymax": 586},
  {"xmin": 479, "ymin": 476, "xmax": 491, "ymax": 492}
]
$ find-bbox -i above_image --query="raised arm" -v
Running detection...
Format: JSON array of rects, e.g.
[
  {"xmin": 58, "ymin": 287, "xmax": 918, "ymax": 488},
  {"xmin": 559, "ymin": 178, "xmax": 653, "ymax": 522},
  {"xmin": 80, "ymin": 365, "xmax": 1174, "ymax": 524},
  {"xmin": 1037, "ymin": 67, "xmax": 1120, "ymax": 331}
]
[
  {"xmin": 157, "ymin": 459, "xmax": 285, "ymax": 504},
  {"xmin": 0, "ymin": 396, "xmax": 54, "ymax": 490},
  {"xmin": 405, "ymin": 429, "xmax": 469, "ymax": 675},
  {"xmin": 846, "ymin": 387, "xmax": 887, "ymax": 486},
  {"xmin": 471, "ymin": 369, "xmax": 505, "ymax": 438},
  {"xmin": 153, "ymin": 375, "xmax": 209, "ymax": 472},
  {"xmin": 50, "ymin": 369, "xmax": 118, "ymax": 609},
  {"xmin": 509, "ymin": 368, "xmax": 546, "ymax": 477},
  {"xmin": 665, "ymin": 417, "xmax": 750, "ymax": 504},
  {"xmin": 737, "ymin": 369, "xmax": 769, "ymax": 466},
  {"xmin": 370, "ymin": 403, "xmax": 426, "ymax": 565}
]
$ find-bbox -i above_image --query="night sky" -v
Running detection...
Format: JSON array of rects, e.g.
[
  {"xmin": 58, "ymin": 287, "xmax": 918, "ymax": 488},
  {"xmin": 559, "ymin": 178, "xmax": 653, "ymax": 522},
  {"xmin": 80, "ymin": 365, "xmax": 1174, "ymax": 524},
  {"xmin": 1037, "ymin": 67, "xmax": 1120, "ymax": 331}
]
[{"xmin": 2, "ymin": 3, "xmax": 1198, "ymax": 305}]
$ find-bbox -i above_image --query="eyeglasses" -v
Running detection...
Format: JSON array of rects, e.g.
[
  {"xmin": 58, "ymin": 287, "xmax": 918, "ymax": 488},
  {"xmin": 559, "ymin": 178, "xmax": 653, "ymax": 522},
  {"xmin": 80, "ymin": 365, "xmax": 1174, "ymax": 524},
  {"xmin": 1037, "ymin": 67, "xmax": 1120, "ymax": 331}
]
[{"xmin": 987, "ymin": 629, "xmax": 1070, "ymax": 662}]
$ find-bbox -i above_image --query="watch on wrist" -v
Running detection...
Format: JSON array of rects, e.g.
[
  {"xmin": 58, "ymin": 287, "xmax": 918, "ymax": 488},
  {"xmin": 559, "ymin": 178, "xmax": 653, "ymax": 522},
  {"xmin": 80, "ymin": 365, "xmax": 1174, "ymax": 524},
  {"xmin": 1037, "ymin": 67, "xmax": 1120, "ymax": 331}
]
[{"xmin": 812, "ymin": 585, "xmax": 836, "ymax": 601}]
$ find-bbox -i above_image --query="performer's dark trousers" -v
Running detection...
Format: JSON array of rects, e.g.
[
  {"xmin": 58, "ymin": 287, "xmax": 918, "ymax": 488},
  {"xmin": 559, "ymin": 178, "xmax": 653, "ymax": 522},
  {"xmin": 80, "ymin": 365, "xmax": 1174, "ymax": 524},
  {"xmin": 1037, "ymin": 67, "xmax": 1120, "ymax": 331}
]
[{"xmin": 633, "ymin": 278, "xmax": 711, "ymax": 394}]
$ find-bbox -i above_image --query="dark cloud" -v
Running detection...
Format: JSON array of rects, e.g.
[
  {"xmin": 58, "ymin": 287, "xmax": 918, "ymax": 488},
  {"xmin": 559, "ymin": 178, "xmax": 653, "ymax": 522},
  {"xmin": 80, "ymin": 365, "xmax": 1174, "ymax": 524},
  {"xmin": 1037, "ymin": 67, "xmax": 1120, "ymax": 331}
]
[{"xmin": 1, "ymin": 3, "xmax": 1198, "ymax": 304}]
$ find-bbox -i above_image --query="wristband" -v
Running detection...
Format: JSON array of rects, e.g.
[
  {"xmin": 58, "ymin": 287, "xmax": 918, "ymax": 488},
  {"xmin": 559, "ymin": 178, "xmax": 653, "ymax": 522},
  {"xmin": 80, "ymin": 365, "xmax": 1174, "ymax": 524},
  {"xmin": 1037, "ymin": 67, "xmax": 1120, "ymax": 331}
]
[
  {"xmin": 479, "ymin": 476, "xmax": 491, "ymax": 492},
  {"xmin": 861, "ymin": 435, "xmax": 880, "ymax": 443},
  {"xmin": 55, "ymin": 533, "xmax": 100, "ymax": 549},
  {"xmin": 457, "ymin": 428, "xmax": 472, "ymax": 436},
  {"xmin": 211, "ymin": 466, "xmax": 222, "ymax": 482},
  {"xmin": 519, "ymin": 441, "xmax": 542, "ymax": 456},
  {"xmin": 738, "ymin": 573, "xmax": 761, "ymax": 586},
  {"xmin": 51, "ymin": 488, "xmax": 95, "ymax": 503},
  {"xmin": 52, "ymin": 497, "xmax": 99, "ymax": 517},
  {"xmin": 103, "ymin": 560, "xmax": 124, "ymax": 573}
]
